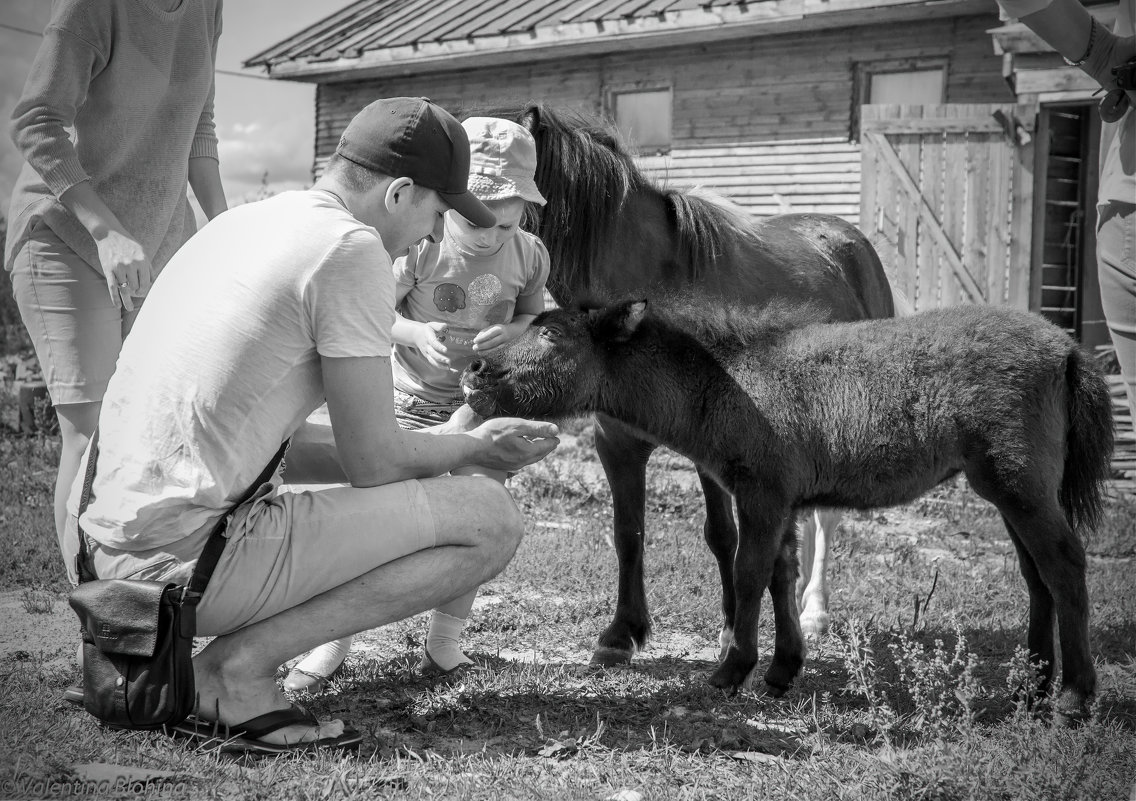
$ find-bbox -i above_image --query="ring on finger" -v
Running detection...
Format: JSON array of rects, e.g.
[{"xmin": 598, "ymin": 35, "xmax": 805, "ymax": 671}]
[{"xmin": 118, "ymin": 281, "xmax": 129, "ymax": 289}]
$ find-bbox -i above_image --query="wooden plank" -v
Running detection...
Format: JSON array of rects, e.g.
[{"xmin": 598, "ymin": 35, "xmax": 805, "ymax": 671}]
[
  {"xmin": 863, "ymin": 108, "xmax": 903, "ymax": 302},
  {"xmin": 940, "ymin": 106, "xmax": 967, "ymax": 308},
  {"xmin": 957, "ymin": 105, "xmax": 986, "ymax": 306},
  {"xmin": 1007, "ymin": 105, "xmax": 1037, "ymax": 310},
  {"xmin": 896, "ymin": 106, "xmax": 924, "ymax": 310},
  {"xmin": 914, "ymin": 106, "xmax": 941, "ymax": 309},
  {"xmin": 861, "ymin": 117, "xmax": 1005, "ymax": 134},
  {"xmin": 864, "ymin": 131, "xmax": 985, "ymax": 304},
  {"xmin": 1013, "ymin": 68, "xmax": 1098, "ymax": 95},
  {"xmin": 986, "ymin": 118, "xmax": 1012, "ymax": 305}
]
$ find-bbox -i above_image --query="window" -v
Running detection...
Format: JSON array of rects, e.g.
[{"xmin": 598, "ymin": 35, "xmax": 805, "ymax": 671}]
[
  {"xmin": 611, "ymin": 88, "xmax": 672, "ymax": 153},
  {"xmin": 869, "ymin": 68, "xmax": 946, "ymax": 105}
]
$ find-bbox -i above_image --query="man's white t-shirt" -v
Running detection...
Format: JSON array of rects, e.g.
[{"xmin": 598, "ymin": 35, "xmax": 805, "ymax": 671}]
[{"xmin": 76, "ymin": 189, "xmax": 396, "ymax": 552}]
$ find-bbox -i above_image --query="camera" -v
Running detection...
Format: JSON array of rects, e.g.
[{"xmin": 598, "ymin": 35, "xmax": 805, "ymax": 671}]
[{"xmin": 1114, "ymin": 60, "xmax": 1136, "ymax": 91}]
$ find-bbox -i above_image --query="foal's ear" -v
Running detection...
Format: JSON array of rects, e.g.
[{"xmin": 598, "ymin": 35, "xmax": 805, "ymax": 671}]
[{"xmin": 592, "ymin": 300, "xmax": 647, "ymax": 343}]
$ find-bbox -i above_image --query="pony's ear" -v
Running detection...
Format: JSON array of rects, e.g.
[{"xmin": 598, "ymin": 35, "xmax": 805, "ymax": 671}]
[
  {"xmin": 591, "ymin": 300, "xmax": 647, "ymax": 343},
  {"xmin": 520, "ymin": 106, "xmax": 540, "ymax": 133}
]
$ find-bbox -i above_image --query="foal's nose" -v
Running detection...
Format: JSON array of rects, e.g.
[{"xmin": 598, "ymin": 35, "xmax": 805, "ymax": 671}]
[{"xmin": 467, "ymin": 359, "xmax": 486, "ymax": 376}]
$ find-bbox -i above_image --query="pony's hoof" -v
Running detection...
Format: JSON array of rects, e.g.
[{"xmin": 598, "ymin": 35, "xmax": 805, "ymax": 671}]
[
  {"xmin": 590, "ymin": 646, "xmax": 634, "ymax": 667},
  {"xmin": 799, "ymin": 611, "xmax": 830, "ymax": 639},
  {"xmin": 708, "ymin": 656, "xmax": 757, "ymax": 693},
  {"xmin": 1052, "ymin": 693, "xmax": 1091, "ymax": 728}
]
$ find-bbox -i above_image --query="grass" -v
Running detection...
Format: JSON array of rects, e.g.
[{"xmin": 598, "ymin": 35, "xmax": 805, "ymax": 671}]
[{"xmin": 0, "ymin": 417, "xmax": 1134, "ymax": 800}]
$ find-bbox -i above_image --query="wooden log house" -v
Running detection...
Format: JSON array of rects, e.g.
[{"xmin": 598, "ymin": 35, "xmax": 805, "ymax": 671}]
[{"xmin": 246, "ymin": 0, "xmax": 1132, "ymax": 483}]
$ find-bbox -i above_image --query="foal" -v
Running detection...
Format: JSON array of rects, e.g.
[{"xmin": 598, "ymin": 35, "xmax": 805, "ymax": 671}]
[{"xmin": 462, "ymin": 297, "xmax": 1113, "ymax": 724}]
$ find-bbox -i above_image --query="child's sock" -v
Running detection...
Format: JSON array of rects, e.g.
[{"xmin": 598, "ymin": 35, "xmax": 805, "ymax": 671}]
[
  {"xmin": 424, "ymin": 611, "xmax": 474, "ymax": 672},
  {"xmin": 287, "ymin": 636, "xmax": 352, "ymax": 687}
]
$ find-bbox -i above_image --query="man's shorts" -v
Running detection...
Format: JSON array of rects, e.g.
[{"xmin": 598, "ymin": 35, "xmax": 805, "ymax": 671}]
[
  {"xmin": 9, "ymin": 220, "xmax": 134, "ymax": 406},
  {"xmin": 66, "ymin": 478, "xmax": 438, "ymax": 637}
]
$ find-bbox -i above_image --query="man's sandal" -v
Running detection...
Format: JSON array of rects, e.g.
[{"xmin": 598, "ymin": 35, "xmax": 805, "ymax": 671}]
[{"xmin": 169, "ymin": 703, "xmax": 362, "ymax": 755}]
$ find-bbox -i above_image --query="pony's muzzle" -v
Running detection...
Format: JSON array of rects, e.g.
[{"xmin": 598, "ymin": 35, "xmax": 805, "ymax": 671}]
[{"xmin": 460, "ymin": 360, "xmax": 502, "ymax": 416}]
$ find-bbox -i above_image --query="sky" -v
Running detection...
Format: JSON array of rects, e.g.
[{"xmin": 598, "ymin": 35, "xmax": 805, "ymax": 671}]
[{"xmin": 0, "ymin": 0, "xmax": 356, "ymax": 224}]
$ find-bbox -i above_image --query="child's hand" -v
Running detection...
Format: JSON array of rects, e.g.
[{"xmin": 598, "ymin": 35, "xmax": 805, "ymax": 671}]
[
  {"xmin": 473, "ymin": 320, "xmax": 526, "ymax": 354},
  {"xmin": 414, "ymin": 321, "xmax": 453, "ymax": 368}
]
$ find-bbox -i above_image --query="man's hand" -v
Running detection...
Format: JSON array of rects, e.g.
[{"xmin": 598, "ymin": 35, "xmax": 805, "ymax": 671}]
[
  {"xmin": 95, "ymin": 228, "xmax": 152, "ymax": 311},
  {"xmin": 465, "ymin": 417, "xmax": 560, "ymax": 471}
]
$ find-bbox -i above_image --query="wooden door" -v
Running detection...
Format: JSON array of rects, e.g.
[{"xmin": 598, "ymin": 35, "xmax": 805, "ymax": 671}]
[{"xmin": 859, "ymin": 103, "xmax": 1037, "ymax": 312}]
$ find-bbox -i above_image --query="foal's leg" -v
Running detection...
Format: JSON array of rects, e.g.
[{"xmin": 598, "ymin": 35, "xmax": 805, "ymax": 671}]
[
  {"xmin": 696, "ymin": 471, "xmax": 739, "ymax": 661},
  {"xmin": 591, "ymin": 416, "xmax": 657, "ymax": 666},
  {"xmin": 971, "ymin": 459, "xmax": 1096, "ymax": 724},
  {"xmin": 1000, "ymin": 504, "xmax": 1095, "ymax": 724},
  {"xmin": 1000, "ymin": 515, "xmax": 1056, "ymax": 695},
  {"xmin": 709, "ymin": 498, "xmax": 789, "ymax": 692},
  {"xmin": 765, "ymin": 522, "xmax": 807, "ymax": 694},
  {"xmin": 797, "ymin": 508, "xmax": 839, "ymax": 638}
]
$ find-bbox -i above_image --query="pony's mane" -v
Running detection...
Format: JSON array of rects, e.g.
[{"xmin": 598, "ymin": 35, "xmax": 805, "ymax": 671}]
[{"xmin": 464, "ymin": 103, "xmax": 764, "ymax": 303}]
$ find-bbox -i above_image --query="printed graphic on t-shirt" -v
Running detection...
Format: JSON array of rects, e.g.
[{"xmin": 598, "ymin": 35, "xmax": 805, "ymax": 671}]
[
  {"xmin": 434, "ymin": 283, "xmax": 466, "ymax": 312},
  {"xmin": 433, "ymin": 275, "xmax": 510, "ymax": 346}
]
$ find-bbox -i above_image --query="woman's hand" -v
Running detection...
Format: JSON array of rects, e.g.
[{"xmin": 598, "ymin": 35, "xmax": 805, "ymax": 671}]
[
  {"xmin": 94, "ymin": 228, "xmax": 152, "ymax": 311},
  {"xmin": 58, "ymin": 180, "xmax": 152, "ymax": 310}
]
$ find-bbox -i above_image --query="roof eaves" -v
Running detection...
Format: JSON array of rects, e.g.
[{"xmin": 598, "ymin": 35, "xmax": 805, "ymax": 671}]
[{"xmin": 248, "ymin": 0, "xmax": 990, "ymax": 79}]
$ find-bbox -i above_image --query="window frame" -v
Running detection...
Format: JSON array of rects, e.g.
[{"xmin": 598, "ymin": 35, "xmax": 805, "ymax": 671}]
[
  {"xmin": 851, "ymin": 57, "xmax": 949, "ymax": 141},
  {"xmin": 603, "ymin": 84, "xmax": 674, "ymax": 156}
]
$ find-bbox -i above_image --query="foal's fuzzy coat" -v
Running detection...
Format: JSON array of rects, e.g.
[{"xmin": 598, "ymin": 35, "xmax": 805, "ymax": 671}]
[{"xmin": 463, "ymin": 298, "xmax": 1113, "ymax": 723}]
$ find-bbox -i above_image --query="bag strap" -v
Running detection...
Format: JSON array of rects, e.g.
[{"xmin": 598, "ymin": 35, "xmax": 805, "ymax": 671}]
[
  {"xmin": 184, "ymin": 438, "xmax": 289, "ymax": 599},
  {"xmin": 74, "ymin": 431, "xmax": 288, "ymax": 590},
  {"xmin": 75, "ymin": 428, "xmax": 101, "ymax": 584}
]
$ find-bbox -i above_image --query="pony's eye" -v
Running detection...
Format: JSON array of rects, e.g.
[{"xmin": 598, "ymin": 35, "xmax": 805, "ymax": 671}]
[{"xmin": 539, "ymin": 327, "xmax": 559, "ymax": 341}]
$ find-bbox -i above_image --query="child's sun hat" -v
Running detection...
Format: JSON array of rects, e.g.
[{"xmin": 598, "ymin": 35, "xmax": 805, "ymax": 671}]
[{"xmin": 462, "ymin": 117, "xmax": 547, "ymax": 206}]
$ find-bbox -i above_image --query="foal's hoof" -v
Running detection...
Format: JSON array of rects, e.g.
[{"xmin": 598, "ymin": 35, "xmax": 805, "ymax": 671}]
[
  {"xmin": 590, "ymin": 646, "xmax": 634, "ymax": 668},
  {"xmin": 1052, "ymin": 693, "xmax": 1092, "ymax": 729},
  {"xmin": 708, "ymin": 655, "xmax": 758, "ymax": 694}
]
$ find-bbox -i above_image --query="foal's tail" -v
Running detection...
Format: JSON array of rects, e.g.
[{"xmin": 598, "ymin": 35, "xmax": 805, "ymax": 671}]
[{"xmin": 1061, "ymin": 347, "xmax": 1115, "ymax": 532}]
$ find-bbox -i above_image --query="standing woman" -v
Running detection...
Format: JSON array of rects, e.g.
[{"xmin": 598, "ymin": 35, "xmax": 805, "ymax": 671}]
[{"xmin": 5, "ymin": 0, "xmax": 227, "ymax": 549}]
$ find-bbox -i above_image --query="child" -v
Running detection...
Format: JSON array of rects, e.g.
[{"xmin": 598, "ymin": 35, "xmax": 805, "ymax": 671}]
[{"xmin": 284, "ymin": 117, "xmax": 550, "ymax": 691}]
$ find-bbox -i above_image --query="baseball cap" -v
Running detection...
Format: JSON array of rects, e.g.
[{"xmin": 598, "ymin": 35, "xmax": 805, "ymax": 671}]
[
  {"xmin": 336, "ymin": 97, "xmax": 496, "ymax": 228},
  {"xmin": 463, "ymin": 117, "xmax": 547, "ymax": 206}
]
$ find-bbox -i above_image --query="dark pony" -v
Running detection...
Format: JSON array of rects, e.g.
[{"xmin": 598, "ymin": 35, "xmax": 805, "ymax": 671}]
[
  {"xmin": 464, "ymin": 102, "xmax": 897, "ymax": 665},
  {"xmin": 463, "ymin": 297, "xmax": 1113, "ymax": 724}
]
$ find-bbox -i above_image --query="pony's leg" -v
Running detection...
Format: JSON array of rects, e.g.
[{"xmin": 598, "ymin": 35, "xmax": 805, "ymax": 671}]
[
  {"xmin": 591, "ymin": 415, "xmax": 657, "ymax": 666},
  {"xmin": 696, "ymin": 470, "xmax": 739, "ymax": 662},
  {"xmin": 797, "ymin": 508, "xmax": 838, "ymax": 638},
  {"xmin": 1000, "ymin": 515, "xmax": 1056, "ymax": 696},
  {"xmin": 765, "ymin": 521, "xmax": 807, "ymax": 695},
  {"xmin": 1000, "ymin": 504, "xmax": 1095, "ymax": 724},
  {"xmin": 709, "ymin": 499, "xmax": 788, "ymax": 692}
]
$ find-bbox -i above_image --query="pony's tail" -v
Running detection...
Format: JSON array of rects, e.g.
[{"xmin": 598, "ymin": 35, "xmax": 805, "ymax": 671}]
[{"xmin": 1061, "ymin": 346, "xmax": 1114, "ymax": 533}]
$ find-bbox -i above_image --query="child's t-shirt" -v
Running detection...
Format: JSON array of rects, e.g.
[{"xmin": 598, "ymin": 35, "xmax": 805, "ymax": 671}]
[{"xmin": 392, "ymin": 227, "xmax": 550, "ymax": 403}]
